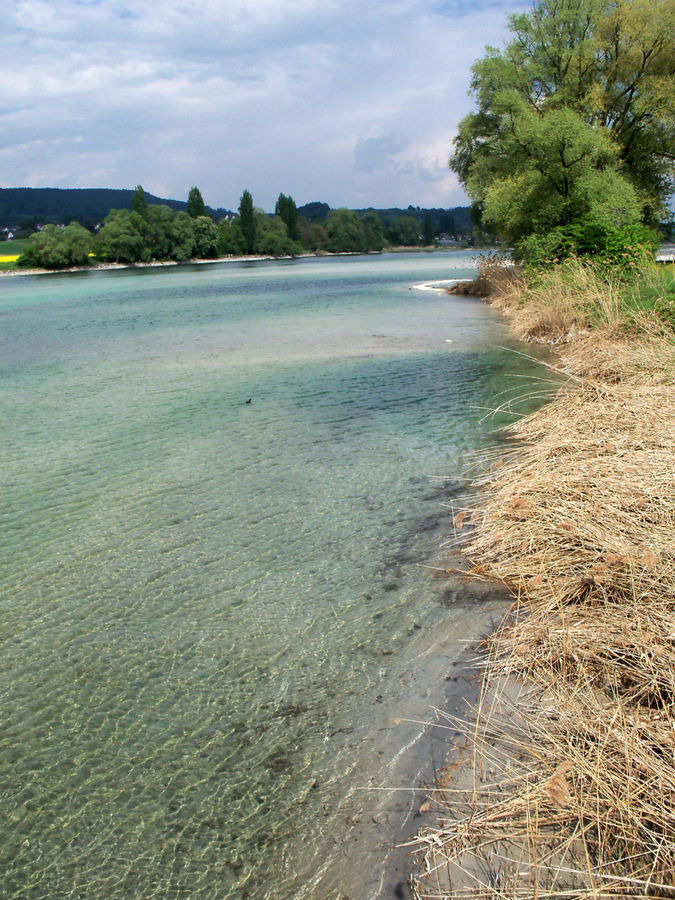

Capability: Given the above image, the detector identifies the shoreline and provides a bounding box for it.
[312,593,512,900]
[0,246,481,279]
[0,254,278,278]
[409,265,675,895]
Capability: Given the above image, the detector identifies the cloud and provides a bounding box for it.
[354,131,407,173]
[1,0,526,208]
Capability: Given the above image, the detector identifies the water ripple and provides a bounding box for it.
[0,254,554,898]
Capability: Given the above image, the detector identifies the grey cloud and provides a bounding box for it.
[354,133,406,172]
[2,0,521,209]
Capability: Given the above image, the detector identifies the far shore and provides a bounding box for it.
[0,254,278,278]
[0,246,477,279]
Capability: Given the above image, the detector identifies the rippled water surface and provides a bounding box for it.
[1,254,551,898]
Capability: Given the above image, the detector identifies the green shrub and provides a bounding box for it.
[16,223,93,269]
[515,230,575,266]
[516,218,660,270]
[16,246,39,268]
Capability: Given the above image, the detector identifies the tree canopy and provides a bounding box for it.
[14,189,475,269]
[144,204,174,259]
[21,222,93,268]
[386,215,420,246]
[326,208,364,252]
[238,190,256,254]
[97,210,146,263]
[275,193,299,242]
[131,185,148,220]
[254,213,302,256]
[187,186,206,219]
[192,215,219,258]
[360,211,385,251]
[451,0,675,247]
[422,212,435,245]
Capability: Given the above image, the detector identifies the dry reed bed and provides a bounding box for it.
[411,269,675,898]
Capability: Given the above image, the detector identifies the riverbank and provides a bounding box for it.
[0,246,474,278]
[410,261,675,895]
[0,255,280,277]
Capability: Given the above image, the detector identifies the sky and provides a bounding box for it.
[2,0,528,212]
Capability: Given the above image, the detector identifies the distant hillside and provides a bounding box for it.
[297,201,332,221]
[0,188,474,238]
[355,205,474,234]
[0,188,231,227]
[298,201,473,235]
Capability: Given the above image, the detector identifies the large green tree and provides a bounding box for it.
[23,222,93,268]
[275,193,300,242]
[238,190,256,253]
[187,186,206,219]
[62,222,94,265]
[451,0,675,243]
[170,212,196,261]
[144,204,174,259]
[326,208,364,252]
[360,211,384,251]
[217,218,245,255]
[386,215,420,246]
[131,184,148,220]
[422,212,435,246]
[192,215,219,258]
[254,213,301,256]
[97,210,145,263]
[298,217,329,252]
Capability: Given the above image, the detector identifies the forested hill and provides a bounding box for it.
[298,202,473,234]
[1,188,472,236]
[0,188,231,226]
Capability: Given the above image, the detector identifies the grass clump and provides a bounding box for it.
[624,266,675,331]
[484,256,675,341]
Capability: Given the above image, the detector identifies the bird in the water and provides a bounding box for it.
[245,398,252,404]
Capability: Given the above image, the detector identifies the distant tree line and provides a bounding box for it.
[17,185,478,270]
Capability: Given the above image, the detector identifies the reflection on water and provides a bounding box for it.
[0,254,552,898]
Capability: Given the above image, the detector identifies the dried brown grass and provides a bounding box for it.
[483,256,674,348]
[411,262,675,898]
[488,258,604,341]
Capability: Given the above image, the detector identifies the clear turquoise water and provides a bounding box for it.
[0,253,551,898]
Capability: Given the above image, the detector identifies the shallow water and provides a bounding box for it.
[0,253,552,898]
